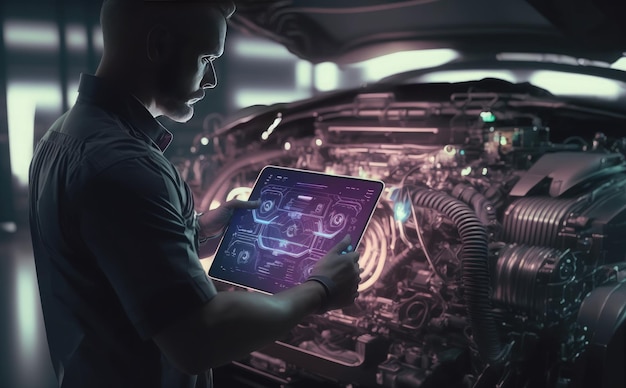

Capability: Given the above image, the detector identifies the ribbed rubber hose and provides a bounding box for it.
[411,188,504,365]
[452,183,497,228]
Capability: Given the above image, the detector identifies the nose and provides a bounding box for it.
[201,61,217,89]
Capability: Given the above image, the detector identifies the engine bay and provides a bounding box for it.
[178,79,626,388]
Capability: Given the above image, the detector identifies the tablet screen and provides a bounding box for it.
[207,165,385,294]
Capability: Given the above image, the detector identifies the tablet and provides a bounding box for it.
[207,165,385,294]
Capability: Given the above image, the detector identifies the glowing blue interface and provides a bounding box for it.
[209,166,384,294]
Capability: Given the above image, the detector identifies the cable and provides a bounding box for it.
[406,187,446,280]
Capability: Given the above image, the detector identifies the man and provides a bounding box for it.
[28,1,362,387]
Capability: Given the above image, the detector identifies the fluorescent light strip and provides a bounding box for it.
[230,37,297,60]
[233,89,311,109]
[4,20,59,50]
[529,71,621,98]
[328,126,439,133]
[355,49,459,82]
[420,70,517,83]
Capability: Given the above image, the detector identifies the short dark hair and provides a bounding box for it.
[142,0,236,19]
[100,0,235,52]
[102,0,236,16]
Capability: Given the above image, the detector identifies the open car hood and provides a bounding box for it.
[230,0,626,65]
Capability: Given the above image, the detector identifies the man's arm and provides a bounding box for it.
[79,160,360,374]
[154,236,360,375]
[153,280,325,374]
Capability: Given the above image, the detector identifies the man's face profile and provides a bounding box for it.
[151,5,228,123]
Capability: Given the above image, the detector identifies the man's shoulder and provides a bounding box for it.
[60,102,156,172]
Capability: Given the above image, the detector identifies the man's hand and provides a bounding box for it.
[307,235,361,312]
[198,199,260,239]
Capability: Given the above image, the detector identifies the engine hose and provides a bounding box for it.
[199,149,288,211]
[377,246,420,287]
[411,188,504,365]
[451,183,497,229]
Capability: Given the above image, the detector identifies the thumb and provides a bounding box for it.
[331,234,352,253]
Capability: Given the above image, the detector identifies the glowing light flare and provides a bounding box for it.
[461,167,472,176]
[355,49,459,82]
[529,71,621,99]
[284,142,291,150]
[394,200,411,223]
[200,137,209,145]
[315,138,323,147]
[262,114,282,141]
[500,136,508,146]
[480,111,496,123]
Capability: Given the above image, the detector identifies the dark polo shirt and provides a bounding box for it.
[29,74,217,388]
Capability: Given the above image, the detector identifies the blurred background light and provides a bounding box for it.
[93,26,104,52]
[4,21,59,51]
[230,36,296,60]
[65,24,87,51]
[296,60,313,90]
[611,56,626,71]
[7,82,62,187]
[420,70,517,83]
[314,62,340,91]
[529,71,622,98]
[233,89,310,109]
[354,49,459,82]
[67,82,80,108]
[15,259,39,364]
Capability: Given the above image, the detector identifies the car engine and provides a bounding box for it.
[176,79,626,388]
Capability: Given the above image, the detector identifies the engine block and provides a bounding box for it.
[182,87,626,388]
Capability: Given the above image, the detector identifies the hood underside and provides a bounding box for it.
[230,0,626,65]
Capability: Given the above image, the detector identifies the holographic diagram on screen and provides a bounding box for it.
[209,166,384,294]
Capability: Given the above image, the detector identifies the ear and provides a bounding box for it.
[146,25,173,62]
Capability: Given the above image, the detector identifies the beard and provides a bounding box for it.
[154,60,199,123]
[158,95,195,123]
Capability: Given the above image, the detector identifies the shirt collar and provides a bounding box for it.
[76,73,173,152]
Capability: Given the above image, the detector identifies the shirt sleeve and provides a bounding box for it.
[79,155,217,339]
